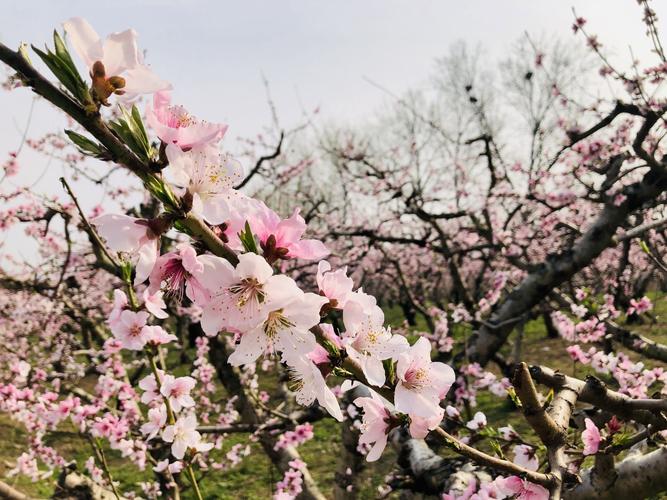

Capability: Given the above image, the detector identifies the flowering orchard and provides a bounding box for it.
[3,3,667,499]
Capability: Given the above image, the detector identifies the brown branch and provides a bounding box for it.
[0,480,31,500]
[512,363,582,498]
[531,365,667,428]
[235,131,284,189]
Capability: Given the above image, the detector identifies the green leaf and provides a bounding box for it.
[489,439,505,459]
[479,425,499,438]
[18,43,32,66]
[141,174,179,209]
[131,105,150,146]
[238,221,259,254]
[507,387,522,408]
[120,261,133,284]
[611,430,634,447]
[108,106,153,163]
[332,367,354,378]
[32,39,91,106]
[544,387,554,406]
[64,129,109,159]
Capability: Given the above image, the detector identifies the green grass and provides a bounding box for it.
[4,294,667,498]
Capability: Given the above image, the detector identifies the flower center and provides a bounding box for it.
[129,324,143,338]
[167,106,194,128]
[403,367,429,390]
[230,278,266,309]
[162,258,190,300]
[263,310,294,339]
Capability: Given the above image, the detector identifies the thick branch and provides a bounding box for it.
[565,447,667,500]
[531,365,667,428]
[468,148,667,366]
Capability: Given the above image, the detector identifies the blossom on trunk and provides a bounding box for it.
[394,337,455,419]
[92,213,159,285]
[147,91,228,149]
[342,294,408,387]
[165,144,243,225]
[582,418,601,455]
[161,414,212,459]
[63,17,171,104]
[227,276,328,366]
[354,393,391,461]
[148,244,211,305]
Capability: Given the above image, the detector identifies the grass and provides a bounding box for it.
[3,295,667,498]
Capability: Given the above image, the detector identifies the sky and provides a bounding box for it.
[0,0,665,263]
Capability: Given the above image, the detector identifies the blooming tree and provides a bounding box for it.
[2,3,667,500]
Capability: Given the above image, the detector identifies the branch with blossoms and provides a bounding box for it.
[4,5,667,500]
[0,19,556,499]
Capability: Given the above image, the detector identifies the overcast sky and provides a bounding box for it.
[0,0,665,262]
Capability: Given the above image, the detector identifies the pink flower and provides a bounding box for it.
[146,91,228,149]
[472,480,506,500]
[160,375,196,412]
[316,261,354,308]
[582,418,601,455]
[142,289,168,319]
[466,411,487,431]
[342,293,408,387]
[395,337,454,419]
[283,354,343,421]
[628,296,653,316]
[498,425,519,441]
[197,252,288,336]
[249,202,329,261]
[567,345,590,363]
[165,144,244,225]
[228,276,327,367]
[445,405,461,419]
[496,476,548,500]
[107,290,128,328]
[140,404,167,440]
[143,325,177,347]
[63,17,171,103]
[148,244,211,305]
[92,213,159,285]
[111,310,151,350]
[153,459,183,474]
[408,413,441,439]
[513,444,538,471]
[354,393,390,461]
[139,371,163,404]
[162,414,212,460]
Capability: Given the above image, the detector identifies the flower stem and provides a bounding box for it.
[186,464,204,500]
[89,436,122,500]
